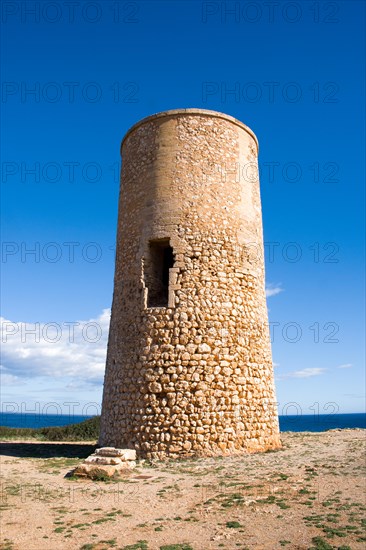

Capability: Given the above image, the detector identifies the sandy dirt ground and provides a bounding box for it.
[0,429,365,550]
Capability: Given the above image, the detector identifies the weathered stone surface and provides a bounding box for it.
[84,456,122,465]
[73,459,137,479]
[74,464,119,478]
[99,109,281,459]
[95,447,137,460]
[94,447,120,456]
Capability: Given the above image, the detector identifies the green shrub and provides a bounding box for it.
[0,416,100,441]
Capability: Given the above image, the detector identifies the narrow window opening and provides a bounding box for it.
[146,239,174,308]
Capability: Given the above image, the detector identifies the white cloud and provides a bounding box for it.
[0,369,26,386]
[265,283,284,297]
[337,363,352,369]
[0,309,111,387]
[277,367,327,380]
[291,368,327,378]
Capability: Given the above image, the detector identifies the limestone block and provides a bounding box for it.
[85,455,122,465]
[95,447,137,461]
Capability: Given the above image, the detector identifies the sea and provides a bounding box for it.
[0,412,365,432]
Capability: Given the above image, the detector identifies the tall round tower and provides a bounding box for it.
[100,109,281,458]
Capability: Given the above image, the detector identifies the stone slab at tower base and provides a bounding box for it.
[73,448,137,478]
[100,109,281,459]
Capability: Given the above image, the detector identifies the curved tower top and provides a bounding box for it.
[121,108,259,151]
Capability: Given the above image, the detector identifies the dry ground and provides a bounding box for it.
[0,430,365,550]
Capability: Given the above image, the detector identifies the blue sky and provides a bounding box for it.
[1,0,365,418]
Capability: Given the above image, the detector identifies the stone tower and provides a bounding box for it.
[100,109,281,458]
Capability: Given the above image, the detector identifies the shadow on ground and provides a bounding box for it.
[0,441,96,459]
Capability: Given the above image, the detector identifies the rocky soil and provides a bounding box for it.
[1,430,365,550]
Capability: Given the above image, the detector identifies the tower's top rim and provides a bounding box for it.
[121,108,259,151]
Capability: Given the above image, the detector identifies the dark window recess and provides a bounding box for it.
[147,240,174,307]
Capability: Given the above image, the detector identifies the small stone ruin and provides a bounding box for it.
[73,447,137,478]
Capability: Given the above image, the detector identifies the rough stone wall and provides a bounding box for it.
[100,109,281,459]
